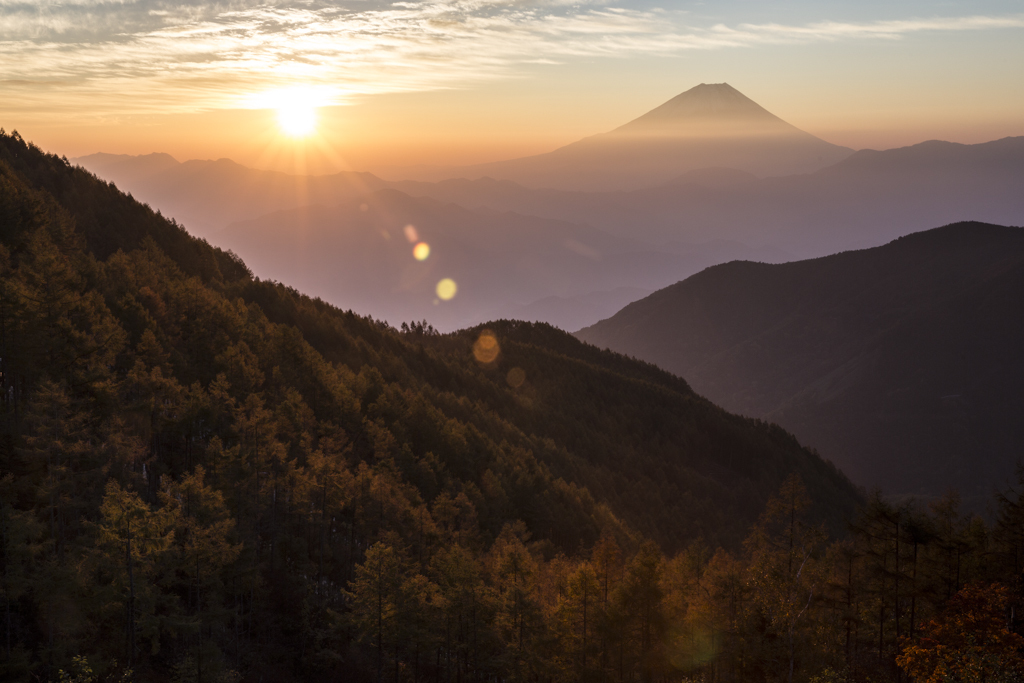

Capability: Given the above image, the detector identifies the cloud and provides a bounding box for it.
[708,15,1024,46]
[1,3,1023,117]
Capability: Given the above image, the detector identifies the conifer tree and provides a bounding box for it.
[348,541,403,683]
[160,466,241,682]
[95,480,174,666]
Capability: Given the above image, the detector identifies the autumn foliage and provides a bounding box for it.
[897,583,1024,683]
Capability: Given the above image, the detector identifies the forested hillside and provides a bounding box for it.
[3,129,1024,683]
[577,222,1024,505]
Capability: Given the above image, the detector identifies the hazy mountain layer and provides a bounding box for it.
[73,134,1024,333]
[391,137,1024,257]
[78,136,1024,264]
[215,189,770,331]
[73,152,386,239]
[577,222,1024,505]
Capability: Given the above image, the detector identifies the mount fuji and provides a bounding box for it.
[386,83,854,190]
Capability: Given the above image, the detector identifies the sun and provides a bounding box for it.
[278,102,317,137]
[248,86,325,138]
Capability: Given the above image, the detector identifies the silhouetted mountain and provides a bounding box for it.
[389,84,852,189]
[577,222,1024,506]
[507,286,653,333]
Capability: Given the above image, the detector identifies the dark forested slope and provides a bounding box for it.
[0,130,858,682]
[577,222,1024,504]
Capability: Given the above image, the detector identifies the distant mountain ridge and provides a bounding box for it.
[576,222,1024,506]
[72,152,386,239]
[72,129,1024,263]
[389,136,1024,256]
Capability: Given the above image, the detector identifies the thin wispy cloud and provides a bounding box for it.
[2,2,1023,118]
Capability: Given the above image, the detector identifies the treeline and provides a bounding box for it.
[337,476,1024,683]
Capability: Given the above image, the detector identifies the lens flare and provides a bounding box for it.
[404,224,419,242]
[436,278,457,301]
[413,242,431,261]
[506,367,526,388]
[473,330,500,364]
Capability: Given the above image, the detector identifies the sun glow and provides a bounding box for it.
[248,86,329,138]
[278,103,317,137]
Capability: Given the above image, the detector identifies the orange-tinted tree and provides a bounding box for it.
[897,583,1024,683]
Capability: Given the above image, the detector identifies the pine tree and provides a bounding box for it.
[348,541,403,683]
[745,474,826,683]
[95,479,174,667]
[160,466,242,682]
[613,541,664,683]
[555,561,601,680]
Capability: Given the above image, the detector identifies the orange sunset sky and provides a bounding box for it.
[2,1,1023,175]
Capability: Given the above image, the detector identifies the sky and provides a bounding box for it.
[2,0,1023,173]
